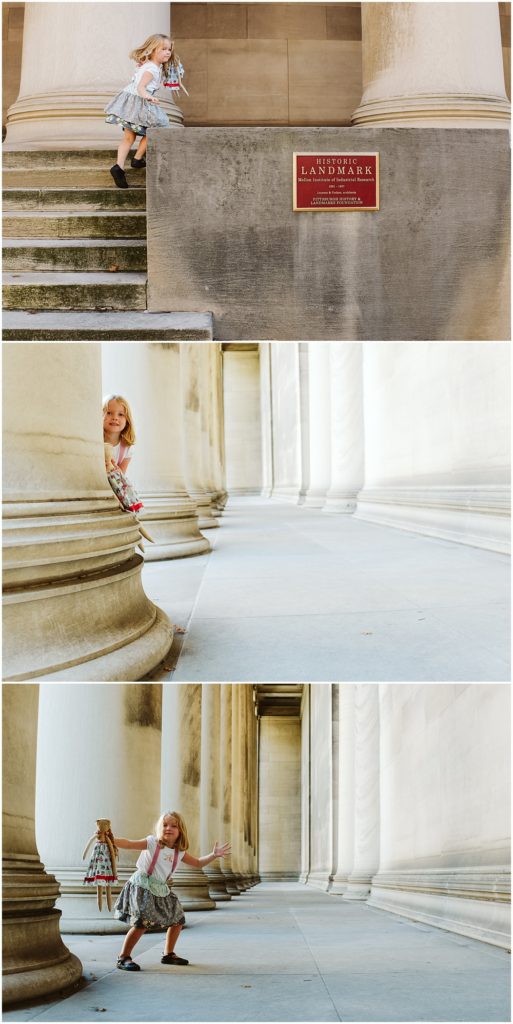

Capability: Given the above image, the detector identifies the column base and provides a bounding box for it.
[205,867,232,901]
[354,485,510,553]
[191,494,220,529]
[323,492,359,514]
[352,93,511,129]
[3,498,174,680]
[172,869,216,910]
[343,877,373,901]
[305,870,331,891]
[2,856,83,1008]
[368,868,511,948]
[4,91,184,149]
[139,496,211,561]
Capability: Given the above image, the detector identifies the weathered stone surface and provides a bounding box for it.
[2,310,214,340]
[146,127,510,340]
[3,272,147,310]
[3,239,147,273]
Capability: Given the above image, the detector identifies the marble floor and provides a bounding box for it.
[6,883,510,1022]
[141,498,510,682]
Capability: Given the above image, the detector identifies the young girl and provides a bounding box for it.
[103,394,145,514]
[103,393,136,472]
[105,34,185,189]
[112,811,230,971]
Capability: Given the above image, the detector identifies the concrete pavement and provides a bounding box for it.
[141,499,510,682]
[5,883,510,1022]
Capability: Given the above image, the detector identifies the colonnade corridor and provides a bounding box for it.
[4,883,509,1023]
[141,498,510,682]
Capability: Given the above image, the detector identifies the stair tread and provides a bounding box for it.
[3,187,146,193]
[3,239,146,248]
[3,310,214,338]
[3,211,146,218]
[4,272,147,284]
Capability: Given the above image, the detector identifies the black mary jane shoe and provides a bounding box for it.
[117,956,140,972]
[161,952,189,966]
[131,157,146,169]
[110,164,129,189]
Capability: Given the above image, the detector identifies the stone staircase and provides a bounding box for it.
[3,150,213,339]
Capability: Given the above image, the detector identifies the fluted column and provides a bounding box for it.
[344,684,380,900]
[330,684,356,894]
[35,684,162,932]
[200,685,230,900]
[182,346,219,529]
[5,2,183,149]
[353,2,510,128]
[161,684,215,909]
[3,343,172,681]
[3,685,82,1006]
[102,344,211,561]
[219,685,240,895]
[302,344,331,509]
[200,346,222,518]
[324,345,364,514]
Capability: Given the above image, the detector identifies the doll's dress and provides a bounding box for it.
[105,61,170,136]
[83,842,117,885]
[106,466,143,513]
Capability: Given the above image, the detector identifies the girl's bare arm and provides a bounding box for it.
[112,837,148,850]
[182,841,231,868]
[118,458,131,473]
[137,70,158,102]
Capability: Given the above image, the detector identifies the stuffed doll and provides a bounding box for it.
[83,818,118,911]
[104,442,143,513]
[104,443,155,546]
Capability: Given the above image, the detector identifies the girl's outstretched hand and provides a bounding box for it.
[213,840,231,859]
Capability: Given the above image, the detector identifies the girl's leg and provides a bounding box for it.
[116,128,136,169]
[164,924,182,955]
[133,135,147,161]
[120,925,146,959]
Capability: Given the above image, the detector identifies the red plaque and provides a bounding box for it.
[293,152,379,212]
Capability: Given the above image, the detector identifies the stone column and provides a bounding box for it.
[2,685,82,1007]
[182,345,219,529]
[330,684,356,894]
[160,684,215,910]
[259,344,274,497]
[200,685,230,900]
[219,685,240,895]
[353,2,510,128]
[5,2,183,149]
[35,684,162,932]
[299,686,311,883]
[102,344,211,561]
[201,346,222,516]
[3,343,172,682]
[210,346,228,510]
[302,344,331,509]
[324,345,364,514]
[231,686,250,889]
[344,684,380,900]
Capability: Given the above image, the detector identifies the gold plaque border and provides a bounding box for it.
[293,152,380,212]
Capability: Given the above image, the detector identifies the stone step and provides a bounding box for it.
[3,239,147,272]
[3,169,146,189]
[3,211,147,239]
[3,311,214,340]
[3,149,130,167]
[3,272,147,311]
[3,188,146,212]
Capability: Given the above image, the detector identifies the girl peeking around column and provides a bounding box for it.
[105,33,187,189]
[112,811,231,971]
[102,394,144,515]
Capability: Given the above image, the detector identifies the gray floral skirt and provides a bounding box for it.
[105,90,169,137]
[114,878,186,930]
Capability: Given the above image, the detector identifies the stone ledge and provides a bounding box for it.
[2,310,214,340]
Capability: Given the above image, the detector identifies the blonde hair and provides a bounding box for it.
[130,34,179,78]
[102,394,136,447]
[154,811,189,851]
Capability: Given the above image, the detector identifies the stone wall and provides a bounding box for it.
[223,347,262,493]
[146,127,510,340]
[172,2,362,127]
[258,716,301,879]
